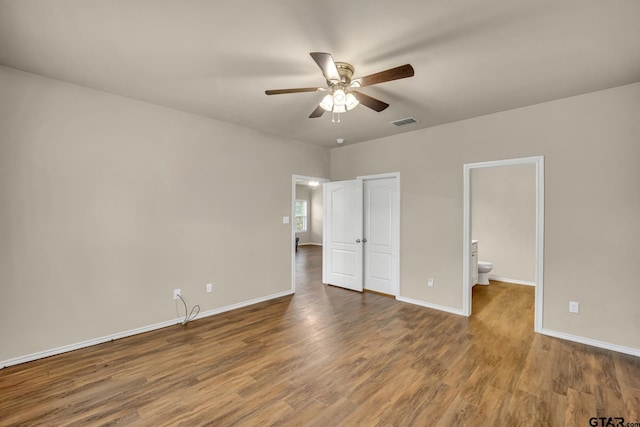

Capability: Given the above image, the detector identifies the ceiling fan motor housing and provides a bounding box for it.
[333,62,354,85]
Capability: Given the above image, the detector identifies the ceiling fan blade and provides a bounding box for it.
[352,91,389,112]
[265,87,321,95]
[310,52,341,83]
[353,64,414,88]
[309,105,325,118]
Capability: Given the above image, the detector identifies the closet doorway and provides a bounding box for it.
[322,173,400,297]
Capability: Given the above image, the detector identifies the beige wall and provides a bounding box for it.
[2,63,639,362]
[472,164,536,283]
[331,83,640,350]
[0,67,329,362]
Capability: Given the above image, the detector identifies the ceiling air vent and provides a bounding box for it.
[390,117,418,127]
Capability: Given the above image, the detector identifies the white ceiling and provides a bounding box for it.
[1,0,639,148]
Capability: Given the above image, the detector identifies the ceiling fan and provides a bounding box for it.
[265,52,414,122]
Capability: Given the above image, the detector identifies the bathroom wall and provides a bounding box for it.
[472,164,536,284]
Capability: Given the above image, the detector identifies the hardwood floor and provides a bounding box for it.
[2,245,639,426]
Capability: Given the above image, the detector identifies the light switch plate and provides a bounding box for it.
[283,216,290,224]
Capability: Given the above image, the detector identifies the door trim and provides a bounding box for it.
[358,172,401,298]
[462,156,544,333]
[291,175,330,293]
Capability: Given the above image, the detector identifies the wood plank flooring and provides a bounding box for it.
[1,245,639,426]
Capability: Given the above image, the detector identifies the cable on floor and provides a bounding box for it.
[176,294,200,325]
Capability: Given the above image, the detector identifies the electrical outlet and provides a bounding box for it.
[206,283,213,293]
[569,301,579,313]
[428,278,434,287]
[173,289,181,300]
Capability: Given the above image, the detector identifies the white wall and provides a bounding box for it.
[331,83,640,351]
[0,66,329,363]
[472,164,535,284]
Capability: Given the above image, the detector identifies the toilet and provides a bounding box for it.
[477,261,493,285]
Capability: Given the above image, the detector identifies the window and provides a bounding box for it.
[295,199,307,232]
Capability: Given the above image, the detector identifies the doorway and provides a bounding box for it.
[291,175,329,293]
[462,156,544,332]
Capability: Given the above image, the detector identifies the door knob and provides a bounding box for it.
[363,238,367,243]
[356,239,361,243]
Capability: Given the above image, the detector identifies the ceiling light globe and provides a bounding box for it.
[333,89,346,106]
[345,93,359,110]
[319,94,334,111]
[333,104,346,113]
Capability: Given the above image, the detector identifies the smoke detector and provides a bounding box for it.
[336,138,345,144]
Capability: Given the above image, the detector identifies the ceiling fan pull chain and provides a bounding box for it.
[332,111,341,124]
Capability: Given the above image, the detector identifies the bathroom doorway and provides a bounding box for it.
[462,156,544,332]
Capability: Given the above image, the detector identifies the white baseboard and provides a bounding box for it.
[396,296,465,316]
[299,242,322,246]
[488,275,535,286]
[541,328,640,357]
[1,290,294,369]
[195,290,292,320]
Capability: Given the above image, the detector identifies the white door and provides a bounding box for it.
[322,179,363,291]
[363,178,397,295]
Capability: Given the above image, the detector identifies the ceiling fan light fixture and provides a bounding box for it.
[333,89,346,106]
[345,92,359,110]
[333,104,346,113]
[319,94,334,111]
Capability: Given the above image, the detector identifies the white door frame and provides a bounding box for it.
[291,175,330,293]
[462,156,544,332]
[358,172,401,297]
